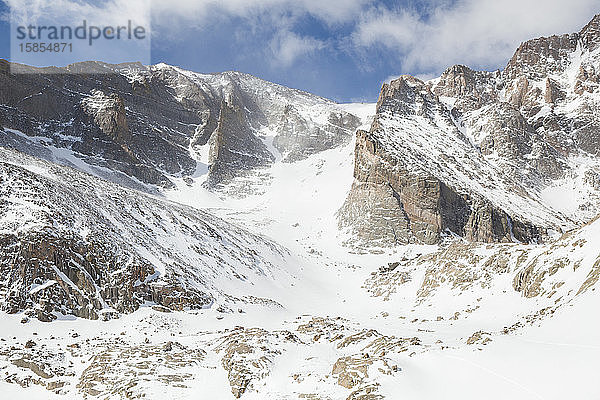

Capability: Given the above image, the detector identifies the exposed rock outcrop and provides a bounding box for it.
[215,328,300,398]
[504,33,578,81]
[273,105,360,162]
[0,148,291,321]
[207,97,275,187]
[81,90,131,146]
[339,15,600,248]
[432,65,500,111]
[0,231,213,321]
[339,76,546,246]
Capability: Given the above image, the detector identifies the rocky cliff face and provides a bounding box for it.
[0,61,199,188]
[339,15,600,248]
[206,96,275,187]
[0,61,362,190]
[0,231,193,322]
[273,104,361,162]
[0,147,292,321]
[364,213,600,326]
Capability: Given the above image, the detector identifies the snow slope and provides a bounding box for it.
[0,146,300,320]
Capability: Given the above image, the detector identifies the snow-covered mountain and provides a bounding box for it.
[0,14,599,400]
[339,14,600,248]
[0,60,362,189]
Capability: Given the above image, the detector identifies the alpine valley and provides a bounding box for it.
[0,14,599,400]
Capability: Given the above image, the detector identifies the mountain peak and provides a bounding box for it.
[433,64,499,103]
[580,14,600,51]
[376,75,431,115]
[505,14,600,80]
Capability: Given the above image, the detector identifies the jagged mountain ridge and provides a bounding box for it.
[0,60,362,189]
[339,14,600,247]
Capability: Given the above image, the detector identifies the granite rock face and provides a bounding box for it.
[0,148,291,321]
[273,105,361,162]
[432,64,501,112]
[0,61,362,189]
[0,231,211,321]
[338,122,541,246]
[206,96,275,187]
[0,61,199,188]
[339,15,600,247]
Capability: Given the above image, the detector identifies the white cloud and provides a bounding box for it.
[150,0,599,73]
[5,0,599,73]
[5,0,152,66]
[353,8,419,50]
[150,0,371,26]
[6,0,151,26]
[352,0,600,75]
[149,0,366,67]
[269,30,325,67]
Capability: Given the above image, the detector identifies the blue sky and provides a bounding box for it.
[1,0,599,102]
